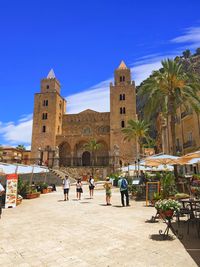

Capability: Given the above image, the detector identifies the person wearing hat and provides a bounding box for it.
[0,180,5,219]
[63,175,70,201]
[103,177,112,206]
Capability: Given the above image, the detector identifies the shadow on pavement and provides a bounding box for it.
[172,221,200,266]
[149,234,175,241]
[112,205,123,208]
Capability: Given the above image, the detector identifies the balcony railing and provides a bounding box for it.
[59,156,111,167]
[181,110,193,119]
[183,140,196,149]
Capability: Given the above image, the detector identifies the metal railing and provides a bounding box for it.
[183,140,196,149]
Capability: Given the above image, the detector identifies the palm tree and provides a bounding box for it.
[122,119,150,158]
[182,49,191,59]
[16,145,26,151]
[195,48,200,56]
[139,59,200,155]
[84,139,102,166]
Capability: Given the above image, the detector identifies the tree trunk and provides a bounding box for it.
[168,96,178,180]
[168,96,176,155]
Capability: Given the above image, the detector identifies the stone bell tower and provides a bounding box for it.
[31,69,66,164]
[110,61,137,164]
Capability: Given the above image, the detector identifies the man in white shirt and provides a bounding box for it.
[0,181,5,218]
[63,175,70,201]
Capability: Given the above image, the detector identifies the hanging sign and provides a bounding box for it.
[5,173,18,208]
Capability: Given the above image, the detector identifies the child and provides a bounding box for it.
[76,178,83,200]
[103,177,112,206]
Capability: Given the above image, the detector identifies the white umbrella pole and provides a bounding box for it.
[30,166,34,186]
[15,165,19,174]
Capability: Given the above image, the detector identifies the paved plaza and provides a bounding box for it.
[0,186,198,267]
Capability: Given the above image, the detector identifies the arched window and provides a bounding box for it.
[123,107,126,114]
[119,94,122,101]
[123,94,125,100]
[42,125,46,133]
[43,99,49,106]
[46,85,49,89]
[120,76,125,82]
[121,121,125,128]
[42,113,48,120]
[83,127,91,135]
[120,107,122,114]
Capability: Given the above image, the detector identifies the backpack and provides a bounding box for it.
[121,179,127,189]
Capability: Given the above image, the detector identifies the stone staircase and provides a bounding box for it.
[50,168,76,183]
[51,166,112,182]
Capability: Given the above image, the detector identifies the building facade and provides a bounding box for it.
[156,108,200,155]
[0,146,31,165]
[31,61,137,168]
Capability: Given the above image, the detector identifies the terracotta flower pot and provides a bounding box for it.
[42,189,48,194]
[25,193,40,199]
[161,210,174,219]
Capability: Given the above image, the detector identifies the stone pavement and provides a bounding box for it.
[0,186,197,267]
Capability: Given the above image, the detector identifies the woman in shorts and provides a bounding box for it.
[103,177,112,206]
[88,175,95,199]
[76,178,83,200]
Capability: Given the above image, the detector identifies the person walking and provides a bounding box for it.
[118,177,130,207]
[0,181,5,219]
[76,178,83,200]
[63,175,70,201]
[103,177,112,206]
[88,175,95,199]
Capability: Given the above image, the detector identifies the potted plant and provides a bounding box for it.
[25,188,40,199]
[128,185,137,199]
[40,182,48,194]
[160,172,177,199]
[150,192,161,206]
[155,199,181,219]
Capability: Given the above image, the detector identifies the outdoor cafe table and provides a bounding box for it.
[179,198,200,219]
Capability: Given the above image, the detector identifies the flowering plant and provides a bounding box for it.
[155,199,181,212]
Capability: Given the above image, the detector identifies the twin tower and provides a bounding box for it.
[31,61,137,167]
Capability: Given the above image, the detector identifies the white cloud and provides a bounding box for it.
[0,115,33,145]
[171,26,200,48]
[66,80,111,114]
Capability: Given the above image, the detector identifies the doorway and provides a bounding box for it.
[82,151,91,166]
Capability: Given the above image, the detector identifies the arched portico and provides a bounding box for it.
[58,142,71,166]
[82,151,91,166]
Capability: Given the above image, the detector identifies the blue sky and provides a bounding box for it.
[0,0,200,148]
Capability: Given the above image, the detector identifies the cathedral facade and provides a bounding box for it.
[31,61,137,168]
